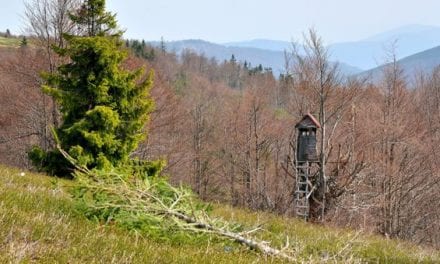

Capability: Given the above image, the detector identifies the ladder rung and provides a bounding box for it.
[295,166,311,220]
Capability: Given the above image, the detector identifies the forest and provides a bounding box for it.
[0,0,439,252]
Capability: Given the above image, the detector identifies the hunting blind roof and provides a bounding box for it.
[295,113,321,129]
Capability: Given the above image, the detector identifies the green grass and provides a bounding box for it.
[0,36,20,47]
[1,165,439,263]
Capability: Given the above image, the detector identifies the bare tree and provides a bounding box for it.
[0,49,52,167]
[288,29,366,221]
[186,76,218,198]
[24,0,81,128]
[24,0,80,71]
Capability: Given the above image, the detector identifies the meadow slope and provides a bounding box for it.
[0,165,439,263]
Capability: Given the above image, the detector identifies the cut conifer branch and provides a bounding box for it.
[55,143,296,261]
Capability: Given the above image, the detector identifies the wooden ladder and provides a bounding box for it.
[295,162,311,220]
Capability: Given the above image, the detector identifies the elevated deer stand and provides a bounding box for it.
[294,113,320,220]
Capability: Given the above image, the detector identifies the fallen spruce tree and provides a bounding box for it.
[58,146,296,262]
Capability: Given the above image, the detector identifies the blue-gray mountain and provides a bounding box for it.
[359,45,440,84]
[331,24,440,70]
[224,25,440,71]
[150,39,362,77]
[149,25,440,79]
[223,39,293,52]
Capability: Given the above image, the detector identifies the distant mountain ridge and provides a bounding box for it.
[148,25,440,79]
[150,39,289,75]
[330,24,440,70]
[149,39,363,77]
[364,24,440,42]
[359,45,440,84]
[222,25,440,71]
[223,39,292,52]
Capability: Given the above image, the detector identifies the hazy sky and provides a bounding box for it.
[2,0,440,43]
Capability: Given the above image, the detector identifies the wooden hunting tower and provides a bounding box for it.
[295,114,320,162]
[294,113,320,220]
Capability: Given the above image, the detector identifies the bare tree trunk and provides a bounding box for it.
[319,92,326,220]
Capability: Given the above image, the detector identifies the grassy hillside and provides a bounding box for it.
[0,36,20,47]
[0,165,439,263]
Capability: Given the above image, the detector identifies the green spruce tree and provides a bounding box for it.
[70,0,118,37]
[20,36,28,47]
[29,0,160,176]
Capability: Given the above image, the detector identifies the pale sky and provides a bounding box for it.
[2,0,440,43]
